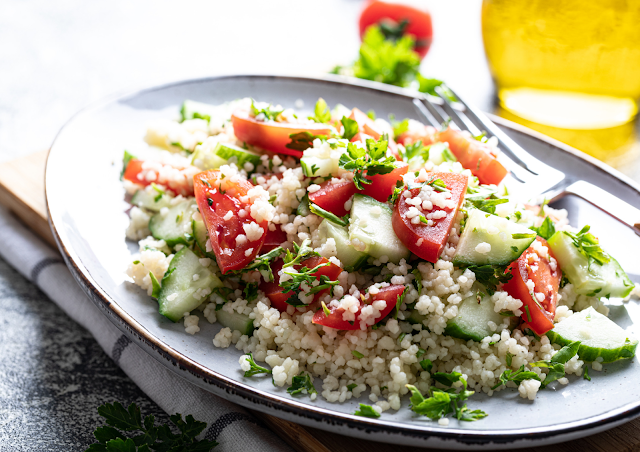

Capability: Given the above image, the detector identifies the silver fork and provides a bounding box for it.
[411,87,640,236]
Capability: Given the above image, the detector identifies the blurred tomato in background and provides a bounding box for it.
[359,0,433,59]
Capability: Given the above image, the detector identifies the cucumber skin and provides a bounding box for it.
[547,330,638,363]
[216,309,255,336]
[547,231,633,298]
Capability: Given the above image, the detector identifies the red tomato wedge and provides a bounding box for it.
[503,237,561,336]
[312,284,405,330]
[193,170,267,274]
[308,178,358,217]
[359,162,408,203]
[438,127,508,186]
[258,256,342,312]
[392,172,468,263]
[396,125,438,147]
[123,159,196,197]
[231,109,332,157]
[359,1,433,59]
[349,108,383,139]
[261,225,288,253]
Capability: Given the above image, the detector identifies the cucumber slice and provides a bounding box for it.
[406,309,427,325]
[216,309,255,336]
[453,208,536,267]
[348,194,410,264]
[301,156,338,178]
[547,231,633,298]
[212,142,261,170]
[180,99,217,122]
[131,187,174,212]
[192,219,216,259]
[318,219,368,271]
[158,247,223,322]
[547,307,638,362]
[149,199,196,247]
[444,291,514,341]
[191,144,227,170]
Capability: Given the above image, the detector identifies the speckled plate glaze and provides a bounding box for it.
[46,75,640,450]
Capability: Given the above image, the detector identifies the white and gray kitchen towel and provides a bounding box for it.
[0,206,294,452]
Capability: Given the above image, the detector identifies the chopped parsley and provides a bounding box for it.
[86,402,217,452]
[352,350,364,359]
[120,150,136,180]
[403,139,430,162]
[242,353,272,377]
[250,99,282,121]
[354,403,380,418]
[286,131,328,152]
[231,246,284,282]
[309,98,332,123]
[280,240,339,299]
[309,201,349,227]
[419,359,433,372]
[338,138,396,190]
[340,116,359,140]
[287,372,317,396]
[534,216,556,240]
[243,283,258,302]
[512,232,536,240]
[149,272,161,299]
[465,264,512,295]
[390,116,409,138]
[347,383,358,391]
[563,225,610,267]
[406,372,487,422]
[491,365,541,390]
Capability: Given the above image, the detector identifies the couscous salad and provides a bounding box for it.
[122,97,639,424]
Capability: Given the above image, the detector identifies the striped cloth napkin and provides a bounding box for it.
[0,206,293,452]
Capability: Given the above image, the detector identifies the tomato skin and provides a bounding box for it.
[259,257,342,312]
[359,1,433,59]
[396,125,438,147]
[261,225,287,253]
[438,127,508,186]
[231,110,332,157]
[124,159,195,197]
[312,284,405,330]
[193,170,267,274]
[392,172,468,263]
[308,178,358,217]
[359,162,408,203]
[349,108,382,139]
[503,237,560,336]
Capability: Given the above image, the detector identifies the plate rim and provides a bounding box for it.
[45,73,640,447]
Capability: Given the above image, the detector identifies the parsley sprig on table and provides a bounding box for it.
[86,402,217,452]
[339,137,396,190]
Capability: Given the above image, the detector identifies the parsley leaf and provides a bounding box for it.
[354,403,381,418]
[563,226,610,267]
[338,138,396,190]
[391,117,409,138]
[309,202,349,227]
[309,98,332,123]
[341,116,359,140]
[250,99,282,121]
[243,282,258,302]
[287,372,317,396]
[286,131,328,152]
[149,272,161,299]
[242,353,272,377]
[121,151,136,180]
[465,265,512,295]
[466,197,508,215]
[352,350,364,359]
[231,247,283,282]
[492,365,541,390]
[403,140,430,162]
[534,216,556,240]
[87,402,217,452]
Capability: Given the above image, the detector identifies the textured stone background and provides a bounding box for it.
[0,0,486,450]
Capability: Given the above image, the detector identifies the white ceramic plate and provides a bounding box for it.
[46,75,640,450]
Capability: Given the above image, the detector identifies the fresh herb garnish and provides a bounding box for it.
[309,202,349,227]
[465,264,512,295]
[86,402,217,452]
[403,140,429,162]
[467,197,508,215]
[563,225,610,267]
[309,98,332,124]
[534,216,556,240]
[287,372,317,396]
[149,272,161,299]
[491,365,541,390]
[391,117,409,138]
[121,150,136,180]
[340,116,359,140]
[406,372,487,422]
[512,233,536,240]
[286,131,328,152]
[583,366,591,381]
[352,350,364,359]
[243,282,258,302]
[419,359,433,372]
[242,353,272,377]
[412,268,423,293]
[232,247,284,282]
[354,403,380,418]
[347,383,358,391]
[250,99,283,121]
[338,138,396,190]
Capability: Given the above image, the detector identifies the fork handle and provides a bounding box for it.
[554,181,640,235]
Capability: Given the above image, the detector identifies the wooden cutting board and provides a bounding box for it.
[1,150,639,452]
